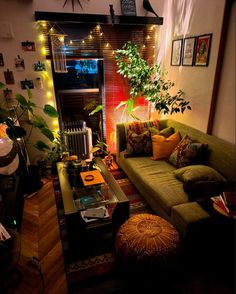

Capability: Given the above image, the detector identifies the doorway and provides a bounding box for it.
[52,58,105,145]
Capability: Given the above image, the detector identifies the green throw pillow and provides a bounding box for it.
[173,165,226,183]
[159,127,174,138]
[149,126,174,137]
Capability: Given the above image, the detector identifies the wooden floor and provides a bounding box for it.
[14,179,68,294]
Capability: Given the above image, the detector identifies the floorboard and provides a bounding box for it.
[14,179,68,294]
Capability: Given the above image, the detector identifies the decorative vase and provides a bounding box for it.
[105,153,113,168]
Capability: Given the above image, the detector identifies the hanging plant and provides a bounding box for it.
[115,41,191,115]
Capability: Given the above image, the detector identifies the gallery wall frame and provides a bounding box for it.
[170,38,183,66]
[194,33,212,66]
[182,37,196,66]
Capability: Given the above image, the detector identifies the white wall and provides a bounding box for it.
[212,1,235,144]
[0,0,234,164]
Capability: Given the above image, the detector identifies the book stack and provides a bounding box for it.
[211,192,235,217]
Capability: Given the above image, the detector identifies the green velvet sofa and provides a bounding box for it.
[116,119,236,237]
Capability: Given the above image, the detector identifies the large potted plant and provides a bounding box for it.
[0,81,60,189]
[114,41,191,116]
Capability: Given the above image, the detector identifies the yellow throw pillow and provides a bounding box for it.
[152,132,180,160]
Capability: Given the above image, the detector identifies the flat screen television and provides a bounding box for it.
[54,59,100,90]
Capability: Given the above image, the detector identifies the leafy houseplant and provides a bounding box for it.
[84,102,109,156]
[115,41,191,115]
[0,82,60,165]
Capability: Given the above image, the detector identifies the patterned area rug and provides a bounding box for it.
[53,168,153,292]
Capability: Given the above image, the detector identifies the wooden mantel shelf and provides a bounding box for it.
[35,11,163,25]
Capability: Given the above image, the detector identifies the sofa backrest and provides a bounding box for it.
[116,119,236,180]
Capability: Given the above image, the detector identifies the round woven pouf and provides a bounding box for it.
[115,213,180,277]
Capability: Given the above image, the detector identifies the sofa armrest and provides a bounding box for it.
[116,123,127,158]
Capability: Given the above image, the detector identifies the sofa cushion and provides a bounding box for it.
[125,129,152,157]
[152,132,180,160]
[149,126,174,138]
[125,120,160,135]
[173,165,226,183]
[169,135,208,168]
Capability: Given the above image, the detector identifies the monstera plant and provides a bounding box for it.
[0,82,59,164]
[115,41,191,116]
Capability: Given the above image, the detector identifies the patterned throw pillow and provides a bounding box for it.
[125,120,160,135]
[125,129,152,157]
[152,132,180,160]
[169,135,208,168]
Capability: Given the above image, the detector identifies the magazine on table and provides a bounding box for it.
[80,206,110,223]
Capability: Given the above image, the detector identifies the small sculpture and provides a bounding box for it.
[143,0,159,17]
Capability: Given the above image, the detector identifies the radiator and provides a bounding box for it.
[64,127,92,160]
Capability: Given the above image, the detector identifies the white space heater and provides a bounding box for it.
[64,127,92,159]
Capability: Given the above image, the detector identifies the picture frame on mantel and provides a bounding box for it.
[171,39,183,66]
[120,0,137,16]
[194,33,212,66]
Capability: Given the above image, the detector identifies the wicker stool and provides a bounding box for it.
[115,213,180,278]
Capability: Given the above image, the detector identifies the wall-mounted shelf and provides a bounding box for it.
[35,11,163,26]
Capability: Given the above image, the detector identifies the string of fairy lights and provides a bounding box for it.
[37,21,157,59]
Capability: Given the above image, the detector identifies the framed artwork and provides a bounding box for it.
[15,55,25,71]
[4,69,15,84]
[3,88,16,107]
[171,39,183,66]
[194,34,212,66]
[120,0,136,16]
[0,53,4,66]
[21,79,34,90]
[21,41,35,52]
[182,37,196,66]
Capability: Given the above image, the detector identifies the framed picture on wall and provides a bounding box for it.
[171,39,183,66]
[194,34,212,66]
[120,0,137,16]
[182,37,196,66]
[0,53,4,66]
